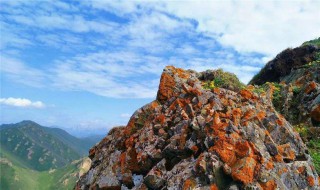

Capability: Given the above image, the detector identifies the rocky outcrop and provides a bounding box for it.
[249,40,320,174]
[75,66,319,190]
[277,63,320,128]
[249,45,319,85]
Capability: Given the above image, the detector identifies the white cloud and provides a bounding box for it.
[159,0,320,56]
[0,97,45,108]
[85,0,319,57]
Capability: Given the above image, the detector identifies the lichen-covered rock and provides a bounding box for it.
[75,66,319,190]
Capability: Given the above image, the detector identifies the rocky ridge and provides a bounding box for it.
[249,39,320,174]
[75,66,319,190]
[249,44,319,85]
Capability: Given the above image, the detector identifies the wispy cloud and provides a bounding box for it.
[0,56,47,87]
[0,97,45,108]
[1,0,319,99]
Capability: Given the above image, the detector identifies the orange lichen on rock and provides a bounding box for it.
[232,108,242,126]
[124,117,136,136]
[243,109,255,120]
[307,176,315,187]
[235,141,252,158]
[125,136,135,148]
[277,143,296,161]
[273,154,283,162]
[179,124,188,149]
[278,167,288,175]
[119,152,127,174]
[240,89,253,100]
[256,111,266,121]
[213,87,220,94]
[305,81,317,94]
[191,145,199,154]
[276,118,285,126]
[265,161,274,170]
[311,104,320,122]
[297,166,306,174]
[210,184,219,190]
[231,157,257,184]
[167,66,190,79]
[155,114,166,124]
[157,72,176,103]
[182,178,197,190]
[213,140,237,165]
[150,100,160,109]
[260,180,277,190]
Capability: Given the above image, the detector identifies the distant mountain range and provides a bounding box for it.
[0,120,104,189]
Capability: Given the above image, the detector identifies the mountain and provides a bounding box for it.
[0,120,82,171]
[0,120,102,190]
[76,65,319,189]
[44,127,103,156]
[0,120,102,171]
[80,135,105,146]
[0,156,91,190]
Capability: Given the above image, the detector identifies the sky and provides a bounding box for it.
[1,0,319,137]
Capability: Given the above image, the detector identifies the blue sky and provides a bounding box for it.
[1,0,319,136]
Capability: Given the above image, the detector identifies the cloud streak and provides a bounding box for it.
[0,97,45,108]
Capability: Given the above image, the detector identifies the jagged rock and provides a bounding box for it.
[75,66,319,190]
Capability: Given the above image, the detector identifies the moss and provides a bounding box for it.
[203,81,215,90]
[292,86,301,95]
[202,69,245,91]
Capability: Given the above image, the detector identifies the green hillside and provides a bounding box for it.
[0,120,98,190]
[0,156,90,190]
[0,120,104,171]
[0,121,81,171]
[44,127,96,156]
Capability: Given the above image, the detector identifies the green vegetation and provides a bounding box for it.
[293,124,320,174]
[0,121,101,171]
[271,82,283,111]
[302,37,320,47]
[202,69,245,91]
[292,86,301,95]
[203,81,215,90]
[0,156,85,190]
[308,139,320,174]
[0,120,100,190]
[0,121,81,171]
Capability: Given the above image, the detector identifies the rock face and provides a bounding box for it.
[75,66,319,190]
[249,45,319,85]
[276,63,320,128]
